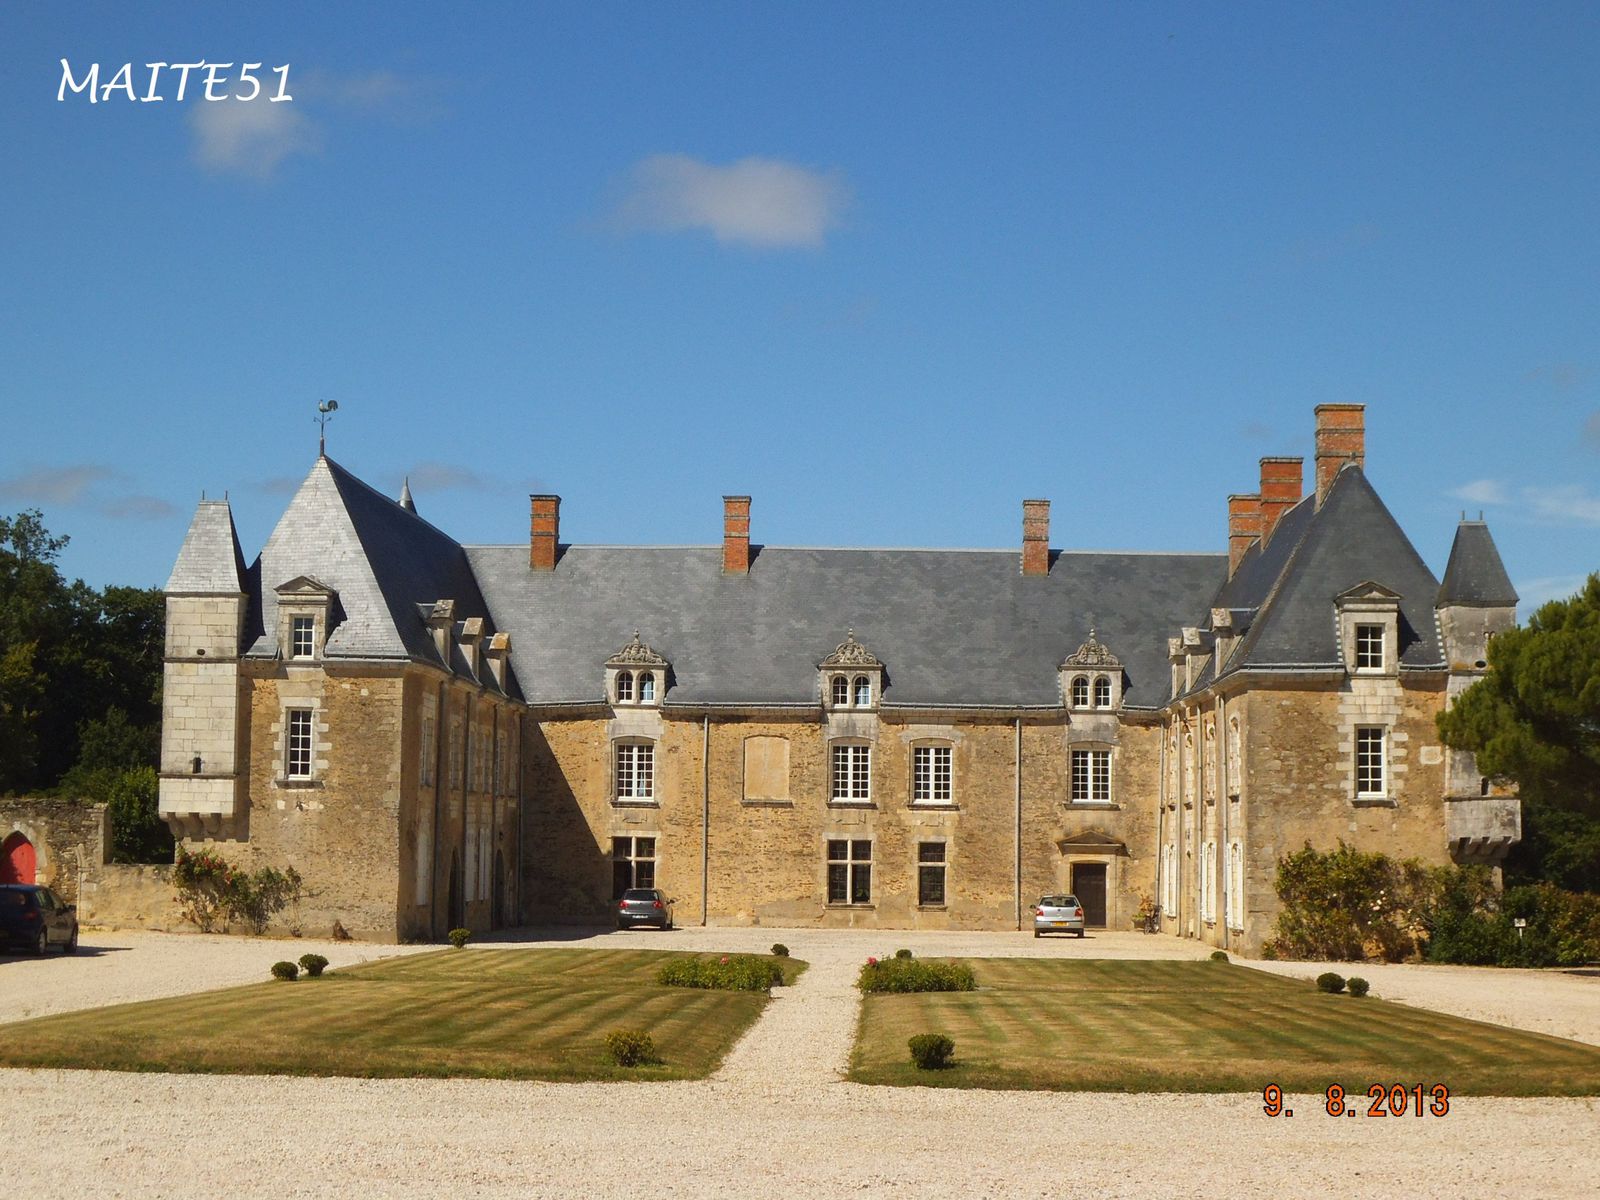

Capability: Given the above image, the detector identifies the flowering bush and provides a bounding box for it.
[172,846,302,935]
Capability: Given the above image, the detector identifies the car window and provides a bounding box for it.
[34,890,54,910]
[622,889,659,901]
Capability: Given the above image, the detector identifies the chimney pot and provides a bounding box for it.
[1314,403,1365,506]
[530,495,560,571]
[1257,457,1303,545]
[1022,499,1050,576]
[723,495,751,575]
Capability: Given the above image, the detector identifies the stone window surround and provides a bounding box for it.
[1355,725,1388,801]
[917,839,948,909]
[273,580,334,664]
[829,740,873,806]
[825,836,873,906]
[612,737,657,807]
[1067,744,1115,807]
[271,697,326,788]
[820,631,883,714]
[1335,586,1401,678]
[910,740,955,807]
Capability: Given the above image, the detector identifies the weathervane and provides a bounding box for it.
[315,399,339,455]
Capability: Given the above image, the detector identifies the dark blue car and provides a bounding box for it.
[0,884,79,955]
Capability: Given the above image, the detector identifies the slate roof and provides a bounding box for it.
[238,458,515,694]
[464,545,1225,710]
[1198,465,1448,687]
[1437,521,1518,608]
[166,500,248,593]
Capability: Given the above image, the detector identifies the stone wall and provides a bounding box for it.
[0,799,106,903]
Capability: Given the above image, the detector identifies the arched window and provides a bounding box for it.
[638,672,656,703]
[831,675,849,706]
[615,671,633,703]
[854,676,872,706]
[1093,676,1111,707]
[1070,676,1089,707]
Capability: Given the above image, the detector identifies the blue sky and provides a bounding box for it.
[2,2,1596,615]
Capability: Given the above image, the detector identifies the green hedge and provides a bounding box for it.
[857,957,975,994]
[656,954,785,992]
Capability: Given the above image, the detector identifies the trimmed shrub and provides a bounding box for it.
[298,953,329,978]
[858,958,975,994]
[908,1033,955,1070]
[770,942,789,958]
[1209,951,1229,962]
[1347,976,1370,997]
[657,954,785,992]
[448,928,471,949]
[1316,972,1346,994]
[894,948,914,959]
[1260,943,1278,960]
[604,1028,657,1067]
[270,960,298,981]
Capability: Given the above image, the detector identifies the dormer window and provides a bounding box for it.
[820,631,883,712]
[1062,630,1123,710]
[1335,582,1402,678]
[290,616,316,659]
[605,631,668,708]
[275,575,335,663]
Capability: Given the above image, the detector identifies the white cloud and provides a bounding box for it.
[613,154,849,249]
[101,495,178,520]
[189,95,321,179]
[0,465,115,504]
[406,462,489,492]
[1449,479,1510,506]
[1515,574,1590,618]
[1524,484,1600,526]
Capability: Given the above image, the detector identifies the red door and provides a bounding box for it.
[1,833,36,884]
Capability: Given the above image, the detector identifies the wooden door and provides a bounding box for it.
[1070,862,1108,928]
[1,833,35,885]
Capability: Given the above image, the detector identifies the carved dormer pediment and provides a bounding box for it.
[822,630,881,669]
[1062,628,1121,669]
[607,631,668,707]
[607,630,668,669]
[1335,580,1402,606]
[821,630,883,711]
[275,575,335,598]
[1061,628,1124,711]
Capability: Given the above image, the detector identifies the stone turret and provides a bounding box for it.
[1436,519,1521,867]
[159,499,250,840]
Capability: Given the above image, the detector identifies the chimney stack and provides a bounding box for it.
[1258,457,1303,545]
[1314,403,1365,506]
[529,495,560,571]
[722,495,751,575]
[1022,499,1050,577]
[1227,494,1262,577]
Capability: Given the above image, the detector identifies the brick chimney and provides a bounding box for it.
[1258,457,1303,545]
[1314,403,1365,506]
[1227,494,1262,577]
[1022,499,1050,577]
[722,495,751,574]
[529,495,560,571]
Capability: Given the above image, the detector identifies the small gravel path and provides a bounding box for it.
[1,926,1594,1198]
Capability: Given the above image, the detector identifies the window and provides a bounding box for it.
[638,672,656,703]
[615,671,633,703]
[1070,748,1111,803]
[1227,840,1244,929]
[1226,717,1241,794]
[615,742,655,802]
[1201,841,1217,922]
[830,744,871,803]
[420,712,436,786]
[826,839,872,904]
[831,675,849,706]
[1093,675,1111,707]
[612,835,655,898]
[913,745,952,804]
[1070,676,1089,707]
[917,842,947,906]
[1355,624,1384,670]
[286,708,313,778]
[853,676,872,707]
[1356,727,1386,797]
[290,615,315,659]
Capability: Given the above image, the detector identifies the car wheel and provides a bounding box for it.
[1076,930,1086,938]
[64,926,78,954]
[34,928,48,956]
[1033,929,1041,938]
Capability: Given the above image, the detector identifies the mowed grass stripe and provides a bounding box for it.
[851,959,1600,1095]
[0,948,801,1082]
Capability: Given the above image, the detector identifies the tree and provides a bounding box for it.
[1437,574,1600,891]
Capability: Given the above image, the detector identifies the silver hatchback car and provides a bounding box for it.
[616,888,674,930]
[1033,894,1086,937]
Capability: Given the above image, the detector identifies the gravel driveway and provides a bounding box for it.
[1,926,1594,1198]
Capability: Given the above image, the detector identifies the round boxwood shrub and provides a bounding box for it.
[270,960,298,981]
[604,1028,658,1067]
[908,1033,955,1070]
[770,942,789,958]
[1209,950,1229,962]
[1316,971,1346,994]
[298,953,329,978]
[448,927,471,949]
[895,948,914,959]
[1347,976,1370,997]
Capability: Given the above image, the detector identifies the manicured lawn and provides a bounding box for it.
[850,958,1600,1095]
[0,948,804,1082]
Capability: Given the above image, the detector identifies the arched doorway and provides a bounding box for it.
[2,832,37,885]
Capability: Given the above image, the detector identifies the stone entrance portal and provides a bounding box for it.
[1070,861,1108,928]
[2,832,37,884]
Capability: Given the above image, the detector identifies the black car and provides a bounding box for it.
[0,884,79,955]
